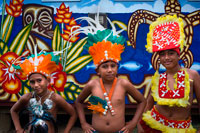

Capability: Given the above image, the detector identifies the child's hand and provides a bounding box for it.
[120,125,134,133]
[81,123,95,133]
[15,129,25,133]
[120,122,136,133]
[137,123,144,133]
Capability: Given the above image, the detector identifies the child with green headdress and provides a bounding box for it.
[74,14,146,133]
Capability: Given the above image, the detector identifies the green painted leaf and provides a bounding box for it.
[0,40,8,55]
[52,24,61,51]
[63,82,82,102]
[10,23,32,55]
[66,37,87,64]
[66,55,92,73]
[2,15,14,43]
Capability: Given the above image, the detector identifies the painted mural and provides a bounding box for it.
[0,0,200,105]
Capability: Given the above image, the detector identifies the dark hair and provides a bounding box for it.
[95,61,119,73]
[28,73,47,80]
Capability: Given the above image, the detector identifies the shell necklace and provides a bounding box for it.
[100,77,117,115]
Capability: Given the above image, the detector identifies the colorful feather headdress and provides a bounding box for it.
[145,14,186,54]
[13,46,67,91]
[71,14,126,67]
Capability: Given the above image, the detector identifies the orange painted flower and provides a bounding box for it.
[61,17,80,43]
[0,52,27,94]
[5,0,24,17]
[54,3,72,24]
[55,3,80,43]
[49,70,67,92]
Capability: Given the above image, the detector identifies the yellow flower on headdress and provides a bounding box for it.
[145,14,185,53]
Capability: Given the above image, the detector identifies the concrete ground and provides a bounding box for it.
[8,114,200,133]
[1,107,199,133]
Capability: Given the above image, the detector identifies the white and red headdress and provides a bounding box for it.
[145,14,186,54]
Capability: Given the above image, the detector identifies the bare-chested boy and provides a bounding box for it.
[137,15,200,133]
[10,51,77,133]
[73,15,146,133]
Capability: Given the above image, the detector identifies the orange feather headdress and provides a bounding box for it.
[88,40,124,66]
[18,53,60,78]
[13,46,67,91]
[71,15,125,67]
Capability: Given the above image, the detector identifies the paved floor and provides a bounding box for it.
[5,114,200,133]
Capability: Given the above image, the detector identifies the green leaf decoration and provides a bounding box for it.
[84,29,126,51]
[66,37,87,64]
[0,40,8,55]
[65,55,92,74]
[10,23,32,55]
[52,24,61,51]
[89,96,107,108]
[19,80,32,96]
[2,15,14,43]
[63,82,82,101]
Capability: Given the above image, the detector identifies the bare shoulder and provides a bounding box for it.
[118,78,130,83]
[185,68,199,79]
[84,78,100,90]
[51,92,64,102]
[118,78,132,86]
[11,93,32,110]
[19,93,32,102]
[87,78,99,85]
[117,78,134,91]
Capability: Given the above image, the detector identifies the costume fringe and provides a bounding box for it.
[142,111,196,133]
[151,69,190,107]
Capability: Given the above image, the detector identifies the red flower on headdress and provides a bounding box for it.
[0,52,27,94]
[5,0,24,17]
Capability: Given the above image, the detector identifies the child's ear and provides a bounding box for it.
[96,70,100,76]
[47,77,51,85]
[97,72,100,76]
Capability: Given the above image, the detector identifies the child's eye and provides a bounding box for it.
[37,79,42,82]
[102,65,108,68]
[111,64,116,68]
[30,80,35,84]
[169,52,174,55]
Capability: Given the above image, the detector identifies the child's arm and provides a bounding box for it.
[120,79,147,133]
[75,81,95,132]
[191,69,200,133]
[54,93,77,133]
[137,90,154,133]
[10,93,30,133]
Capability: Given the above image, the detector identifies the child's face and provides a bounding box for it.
[159,49,179,69]
[29,73,49,96]
[97,61,118,81]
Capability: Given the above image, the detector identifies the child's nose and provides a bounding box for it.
[34,82,39,88]
[108,66,112,71]
[164,54,169,59]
